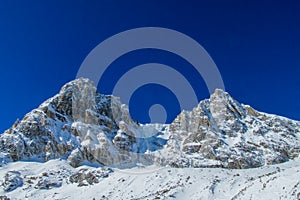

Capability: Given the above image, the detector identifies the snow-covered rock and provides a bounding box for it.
[162,89,300,168]
[1,171,23,192]
[34,176,62,190]
[0,78,142,168]
[69,167,112,187]
[0,78,299,170]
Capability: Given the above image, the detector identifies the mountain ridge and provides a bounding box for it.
[0,78,299,169]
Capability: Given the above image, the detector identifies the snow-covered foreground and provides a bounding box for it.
[0,158,299,200]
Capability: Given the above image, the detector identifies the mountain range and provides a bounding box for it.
[0,78,299,199]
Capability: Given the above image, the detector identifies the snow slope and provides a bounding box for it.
[0,158,299,200]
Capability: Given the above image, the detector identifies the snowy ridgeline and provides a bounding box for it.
[0,78,300,199]
[0,159,299,200]
[1,78,299,169]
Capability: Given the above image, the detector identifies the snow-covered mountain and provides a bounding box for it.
[1,78,299,169]
[158,89,300,169]
[0,78,300,199]
[0,78,167,168]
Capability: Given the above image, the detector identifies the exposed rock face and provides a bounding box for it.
[0,79,300,169]
[162,89,300,169]
[0,78,141,167]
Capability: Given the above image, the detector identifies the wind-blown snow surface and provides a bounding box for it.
[0,158,299,200]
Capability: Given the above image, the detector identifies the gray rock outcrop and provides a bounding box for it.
[1,79,299,169]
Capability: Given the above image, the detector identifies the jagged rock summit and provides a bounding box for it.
[161,89,300,168]
[0,78,299,169]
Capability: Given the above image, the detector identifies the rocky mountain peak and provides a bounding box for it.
[1,79,300,169]
[60,77,95,91]
[210,88,228,99]
[162,88,300,169]
[209,89,247,119]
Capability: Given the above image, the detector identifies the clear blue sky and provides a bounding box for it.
[0,1,299,132]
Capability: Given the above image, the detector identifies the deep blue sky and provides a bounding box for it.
[0,1,299,132]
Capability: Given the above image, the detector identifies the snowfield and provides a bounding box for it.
[0,158,299,200]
